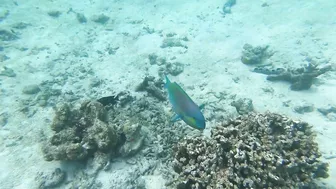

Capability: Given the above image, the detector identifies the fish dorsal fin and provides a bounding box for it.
[164,75,171,88]
[171,114,182,122]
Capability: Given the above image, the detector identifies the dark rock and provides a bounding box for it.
[47,11,62,18]
[22,84,41,94]
[92,14,110,24]
[0,29,19,41]
[0,66,16,77]
[76,13,87,23]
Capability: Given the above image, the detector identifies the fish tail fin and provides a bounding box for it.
[164,75,170,88]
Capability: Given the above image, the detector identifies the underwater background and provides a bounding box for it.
[0,0,335,188]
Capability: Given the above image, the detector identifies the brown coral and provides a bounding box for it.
[42,101,118,161]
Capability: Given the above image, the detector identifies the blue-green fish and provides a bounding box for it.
[164,75,205,130]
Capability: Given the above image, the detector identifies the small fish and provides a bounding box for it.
[164,75,206,130]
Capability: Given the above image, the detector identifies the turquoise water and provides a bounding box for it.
[0,0,335,188]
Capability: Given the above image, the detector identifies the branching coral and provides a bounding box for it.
[172,112,329,189]
[254,63,332,90]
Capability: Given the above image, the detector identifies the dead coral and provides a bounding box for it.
[135,76,166,101]
[161,37,187,49]
[36,168,66,189]
[172,112,329,189]
[241,43,272,65]
[230,98,254,115]
[256,63,332,90]
[42,100,118,161]
[166,62,184,76]
[119,122,144,157]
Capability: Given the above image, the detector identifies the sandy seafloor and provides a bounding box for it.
[0,0,336,188]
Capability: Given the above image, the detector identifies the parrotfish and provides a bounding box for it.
[164,75,206,130]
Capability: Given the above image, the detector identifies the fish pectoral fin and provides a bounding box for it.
[171,114,182,122]
[199,103,205,110]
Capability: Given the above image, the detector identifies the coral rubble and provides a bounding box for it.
[172,112,328,189]
[254,63,332,90]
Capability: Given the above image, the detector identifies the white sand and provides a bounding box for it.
[0,0,335,188]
